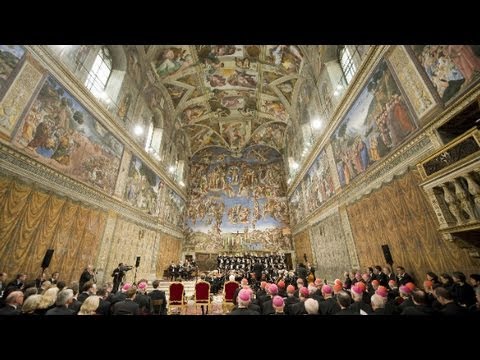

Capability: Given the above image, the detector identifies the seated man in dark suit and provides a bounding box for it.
[0,291,23,315]
[45,289,75,315]
[112,287,140,315]
[148,280,167,315]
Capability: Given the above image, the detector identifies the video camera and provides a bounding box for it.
[121,265,133,272]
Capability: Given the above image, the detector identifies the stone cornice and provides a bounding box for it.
[292,132,434,234]
[24,45,187,200]
[423,82,480,135]
[0,144,183,238]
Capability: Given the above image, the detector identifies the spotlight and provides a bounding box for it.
[311,118,322,129]
[134,125,144,136]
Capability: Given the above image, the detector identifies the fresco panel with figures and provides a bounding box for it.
[331,61,417,188]
[12,76,124,195]
[185,146,292,253]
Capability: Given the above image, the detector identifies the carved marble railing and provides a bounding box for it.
[417,128,480,256]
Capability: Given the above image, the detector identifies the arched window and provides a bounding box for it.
[339,45,358,85]
[85,47,112,98]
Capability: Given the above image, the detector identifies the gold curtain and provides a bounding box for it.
[0,176,106,285]
[293,229,313,266]
[347,170,480,283]
[156,234,182,278]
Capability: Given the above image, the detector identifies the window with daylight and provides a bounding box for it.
[85,47,112,98]
[339,45,359,85]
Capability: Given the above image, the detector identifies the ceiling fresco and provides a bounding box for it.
[137,45,307,156]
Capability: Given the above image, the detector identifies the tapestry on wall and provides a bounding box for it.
[12,75,124,194]
[331,60,417,187]
[185,145,292,253]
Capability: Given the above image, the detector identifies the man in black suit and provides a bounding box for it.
[79,265,94,290]
[111,263,131,293]
[45,289,75,315]
[148,280,167,315]
[6,273,26,291]
[112,288,140,315]
[0,291,23,315]
[253,261,263,281]
[395,266,414,286]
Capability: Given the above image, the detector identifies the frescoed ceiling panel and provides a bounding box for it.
[138,45,306,155]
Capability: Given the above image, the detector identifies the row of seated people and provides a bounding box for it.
[217,254,287,273]
[0,279,168,315]
[167,261,198,281]
[341,267,479,310]
[200,269,302,295]
[224,275,480,315]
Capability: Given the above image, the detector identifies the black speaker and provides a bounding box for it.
[41,249,54,269]
[381,244,393,265]
[135,256,141,268]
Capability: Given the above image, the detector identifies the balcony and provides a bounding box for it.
[417,127,480,257]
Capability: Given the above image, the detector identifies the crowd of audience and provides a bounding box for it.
[0,264,478,316]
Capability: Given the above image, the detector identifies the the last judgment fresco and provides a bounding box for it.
[185,146,293,253]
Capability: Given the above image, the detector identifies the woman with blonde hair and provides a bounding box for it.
[36,287,59,315]
[78,295,100,315]
[21,294,42,315]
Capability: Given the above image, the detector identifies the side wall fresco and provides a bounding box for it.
[0,46,185,284]
[290,45,480,280]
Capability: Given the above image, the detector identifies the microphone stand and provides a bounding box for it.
[133,266,138,286]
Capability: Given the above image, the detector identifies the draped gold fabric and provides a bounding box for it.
[156,234,182,278]
[0,177,106,284]
[347,170,479,283]
[293,229,313,266]
[105,218,159,283]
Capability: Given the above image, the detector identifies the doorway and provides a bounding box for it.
[284,253,293,270]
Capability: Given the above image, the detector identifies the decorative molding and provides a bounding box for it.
[339,207,360,269]
[341,135,433,205]
[292,132,434,232]
[0,143,183,238]
[326,143,341,191]
[417,128,480,180]
[24,45,187,200]
[114,150,133,197]
[424,188,450,228]
[0,56,44,137]
[420,158,480,190]
[95,213,118,284]
[424,83,480,136]
[387,45,438,121]
[308,204,339,227]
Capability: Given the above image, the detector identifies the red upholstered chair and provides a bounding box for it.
[222,281,239,313]
[194,281,211,315]
[168,282,186,315]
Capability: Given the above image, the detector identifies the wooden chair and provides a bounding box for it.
[194,281,211,315]
[152,299,165,315]
[222,281,239,313]
[168,282,186,315]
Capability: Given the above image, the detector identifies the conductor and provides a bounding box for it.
[112,263,132,293]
